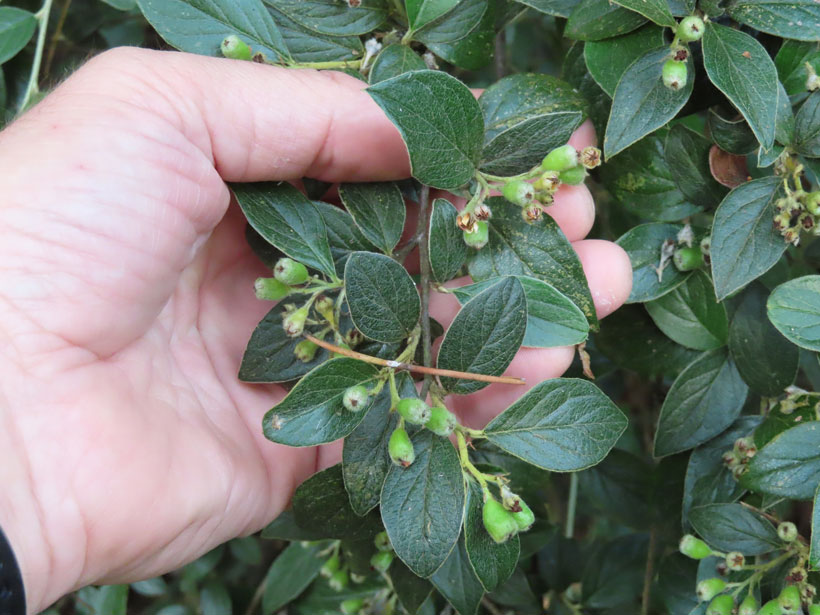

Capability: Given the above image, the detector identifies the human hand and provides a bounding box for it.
[0,48,631,612]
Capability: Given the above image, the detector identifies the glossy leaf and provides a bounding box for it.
[664,124,727,209]
[579,449,653,529]
[514,0,582,17]
[584,24,665,97]
[338,182,406,255]
[795,91,820,157]
[369,44,426,84]
[566,0,648,41]
[261,542,326,614]
[431,535,485,615]
[313,200,378,276]
[688,503,780,555]
[422,0,495,70]
[414,0,487,45]
[267,0,388,36]
[611,0,675,25]
[405,0,460,30]
[429,198,468,283]
[775,40,820,96]
[767,275,820,351]
[707,109,759,155]
[464,481,519,592]
[0,7,36,65]
[743,422,820,500]
[269,6,363,62]
[727,0,820,42]
[615,223,692,303]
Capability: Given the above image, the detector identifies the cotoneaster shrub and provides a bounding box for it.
[2,0,820,613]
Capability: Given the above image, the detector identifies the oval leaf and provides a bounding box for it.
[0,7,36,65]
[611,0,675,25]
[584,24,666,97]
[268,0,388,36]
[338,182,406,255]
[689,503,780,555]
[664,124,727,209]
[566,0,648,41]
[369,44,427,84]
[429,198,469,284]
[431,535,485,615]
[726,0,820,42]
[767,275,820,351]
[262,542,326,614]
[742,422,820,501]
[795,91,820,158]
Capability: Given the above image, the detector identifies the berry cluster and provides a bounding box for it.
[721,436,758,480]
[661,16,704,92]
[481,485,535,544]
[773,189,820,246]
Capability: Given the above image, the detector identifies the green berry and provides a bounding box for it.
[758,599,784,615]
[315,294,335,317]
[677,16,705,42]
[706,594,734,615]
[534,170,561,195]
[370,549,394,573]
[662,59,688,91]
[680,534,712,559]
[254,277,290,301]
[274,257,310,285]
[805,191,820,216]
[579,146,601,170]
[738,594,759,615]
[283,306,309,337]
[511,499,535,531]
[542,144,579,172]
[725,551,745,571]
[389,427,415,467]
[778,585,801,614]
[374,531,391,552]
[397,398,431,425]
[343,385,370,412]
[221,35,252,60]
[777,521,798,542]
[340,598,365,615]
[502,180,535,206]
[328,569,349,591]
[559,165,587,186]
[294,340,319,362]
[673,246,703,271]
[696,578,727,602]
[483,496,519,544]
[463,220,489,249]
[320,553,341,578]
[425,405,457,437]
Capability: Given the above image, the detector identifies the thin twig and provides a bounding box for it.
[494,29,507,80]
[44,0,71,79]
[19,0,55,112]
[564,473,578,539]
[304,334,525,385]
[481,597,504,615]
[243,575,267,615]
[641,526,657,615]
[416,185,434,399]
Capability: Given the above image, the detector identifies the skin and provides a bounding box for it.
[0,48,631,613]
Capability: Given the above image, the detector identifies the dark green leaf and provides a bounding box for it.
[268,6,363,62]
[484,378,627,471]
[369,44,427,84]
[604,48,694,159]
[422,0,495,70]
[345,251,420,343]
[579,449,653,529]
[664,124,727,208]
[612,0,675,25]
[468,198,597,326]
[584,24,666,97]
[262,509,329,541]
[429,198,468,283]
[795,91,820,157]
[291,577,385,614]
[775,80,796,146]
[479,73,586,176]
[233,182,336,278]
[657,554,699,615]
[767,275,820,351]
[710,176,784,300]
[743,422,820,500]
[390,560,434,614]
[262,358,383,446]
[464,481,519,592]
[381,430,465,578]
[729,283,799,396]
[76,586,129,615]
[452,275,589,348]
[229,537,262,565]
[414,0,487,45]
[707,109,759,155]
[702,23,779,150]
[581,534,648,608]
[654,349,748,457]
[645,270,729,351]
[753,394,817,448]
[775,40,820,96]
[313,200,379,276]
[514,0,581,17]
[262,542,330,614]
[131,578,168,597]
[726,0,820,42]
[689,503,780,554]
[566,0,648,41]
[489,567,540,611]
[431,535,485,615]
[0,7,36,65]
[438,277,527,394]
[137,0,289,61]
[266,0,388,36]
[405,0,460,30]
[338,182,406,255]
[201,582,231,615]
[615,223,692,303]
[367,71,484,190]
[563,42,612,137]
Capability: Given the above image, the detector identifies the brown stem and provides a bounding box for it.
[494,29,507,80]
[416,185,434,398]
[44,0,71,79]
[304,334,525,385]
[641,526,657,615]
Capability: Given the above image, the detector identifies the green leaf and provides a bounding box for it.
[268,6,363,62]
[390,560,434,614]
[344,252,420,343]
[728,283,799,396]
[229,537,262,565]
[478,73,586,176]
[381,430,465,578]
[262,509,329,541]
[653,349,748,457]
[664,125,727,209]
[266,0,388,36]
[767,275,820,351]
[645,271,729,351]
[137,0,289,61]
[342,372,416,516]
[484,378,628,471]
[464,481,520,592]
[262,542,327,614]
[584,24,666,97]
[338,182,406,255]
[702,23,779,150]
[429,198,468,283]
[468,198,597,327]
[313,200,379,276]
[367,71,484,190]
[601,135,701,221]
[753,394,817,448]
[431,535,485,615]
[707,109,759,155]
[710,176,784,301]
[405,0,459,30]
[262,358,383,446]
[579,449,653,529]
[422,0,495,70]
[437,277,527,394]
[233,182,336,278]
[566,0,648,41]
[604,48,694,159]
[688,503,780,555]
[0,7,36,65]
[201,582,232,615]
[414,0,487,45]
[131,578,168,597]
[775,80,796,146]
[513,0,581,17]
[292,577,385,613]
[76,586,129,615]
[616,223,692,303]
[811,484,820,570]
[581,534,648,608]
[795,91,820,157]
[452,276,589,348]
[612,0,675,26]
[775,40,820,96]
[743,422,820,500]
[369,44,427,84]
[726,0,820,42]
[563,42,612,137]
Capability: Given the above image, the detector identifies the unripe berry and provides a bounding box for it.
[255,277,290,301]
[397,398,431,425]
[283,306,309,337]
[221,35,252,60]
[274,257,310,285]
[294,340,319,362]
[738,594,759,615]
[463,220,489,249]
[315,294,335,319]
[706,594,734,615]
[673,246,703,271]
[542,144,579,172]
[662,59,688,91]
[679,534,712,559]
[677,16,705,42]
[343,385,370,412]
[778,521,798,542]
[758,599,784,615]
[329,569,349,591]
[805,192,820,216]
[558,165,586,186]
[579,146,602,169]
[778,585,801,614]
[511,499,535,531]
[725,551,745,571]
[696,578,727,602]
[482,497,519,544]
[340,598,364,615]
[374,531,391,552]
[320,553,341,578]
[502,180,535,206]
[425,405,457,437]
[521,204,543,223]
[370,549,394,573]
[388,427,415,467]
[534,170,561,195]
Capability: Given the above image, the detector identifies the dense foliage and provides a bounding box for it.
[3,0,820,613]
